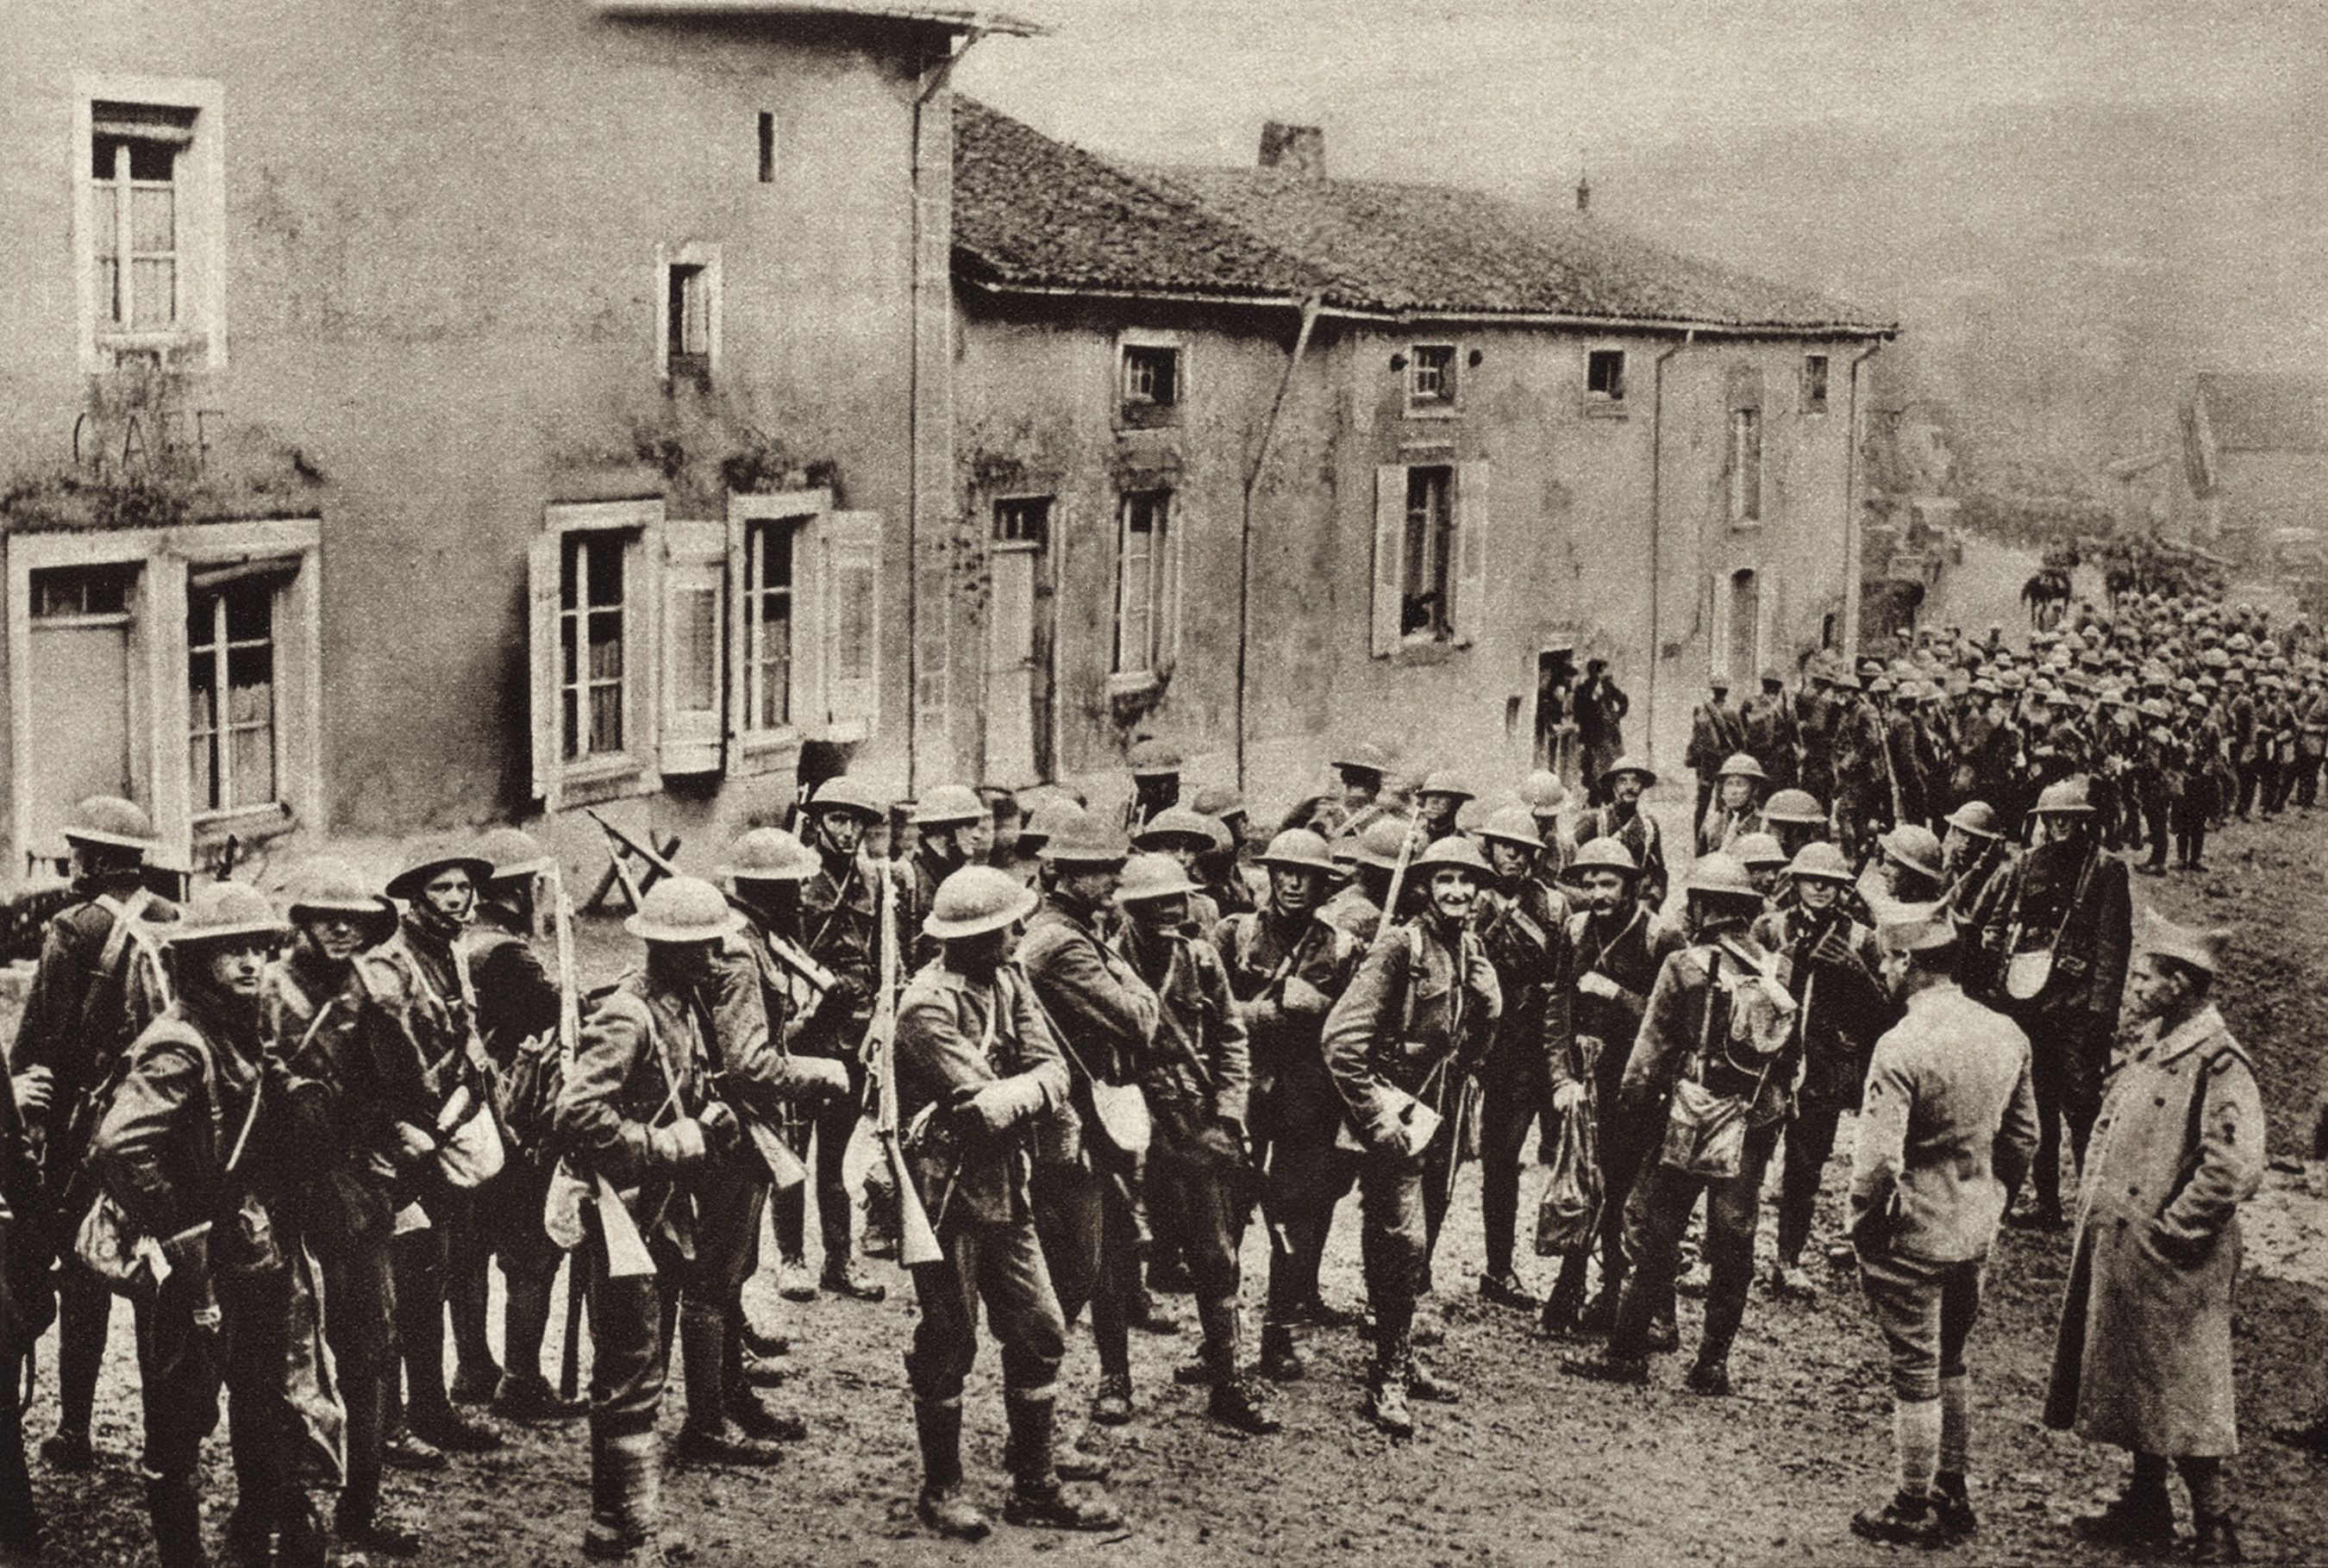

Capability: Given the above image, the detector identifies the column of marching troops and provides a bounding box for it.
[0,587,2325,1565]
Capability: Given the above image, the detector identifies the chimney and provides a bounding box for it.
[1259,122,1325,179]
[1575,169,1592,214]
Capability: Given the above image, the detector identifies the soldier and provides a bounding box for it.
[1323,816,1411,945]
[1875,823,1947,903]
[2295,675,2328,810]
[467,828,585,1423]
[1296,741,1396,842]
[1741,668,1800,791]
[893,866,1123,1540]
[2047,917,2260,1565]
[1130,808,1230,934]
[1845,897,2038,1547]
[1123,739,1183,833]
[1189,784,1261,915]
[1471,808,1573,1309]
[1754,844,1892,1296]
[2131,704,2180,875]
[374,841,504,1462]
[1939,801,2010,906]
[904,786,992,969]
[2226,672,2260,819]
[1732,832,1792,903]
[1110,854,1277,1433]
[1572,757,1668,914]
[1215,828,1361,1380]
[1575,659,1631,805]
[1695,753,1768,858]
[1686,675,1749,827]
[1323,836,1499,1435]
[1543,837,1676,1335]
[1798,663,1842,808]
[557,877,842,1559]
[1412,772,1474,846]
[9,794,172,1472]
[263,859,432,1559]
[92,884,337,1568]
[1563,855,1793,1396]
[1965,778,2131,1229]
[1017,808,1166,1431]
[0,1063,35,1560]
[1520,770,1574,883]
[1831,672,1891,862]
[1763,787,1831,865]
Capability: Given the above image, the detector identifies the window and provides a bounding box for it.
[756,112,777,183]
[560,532,629,763]
[741,520,793,731]
[1122,347,1179,407]
[1586,349,1628,404]
[186,579,277,816]
[994,497,1051,547]
[1802,353,1830,414]
[657,243,721,387]
[32,565,134,620]
[1409,344,1458,410]
[1723,568,1762,684]
[1730,407,1763,524]
[1401,465,1455,639]
[1113,490,1177,677]
[1117,338,1186,428]
[77,82,224,370]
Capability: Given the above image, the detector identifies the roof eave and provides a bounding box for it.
[594,0,1047,35]
[957,272,1388,318]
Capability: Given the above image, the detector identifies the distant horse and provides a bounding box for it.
[2023,568,2072,629]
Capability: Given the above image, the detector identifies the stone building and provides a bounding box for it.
[2178,371,2328,557]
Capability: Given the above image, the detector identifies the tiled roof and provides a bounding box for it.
[2195,372,2328,453]
[953,100,1893,334]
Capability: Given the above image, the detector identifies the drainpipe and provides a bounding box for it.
[904,32,981,794]
[1235,294,1324,791]
[1645,330,1692,775]
[1842,340,1886,656]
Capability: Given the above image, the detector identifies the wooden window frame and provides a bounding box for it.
[654,241,722,388]
[530,500,663,810]
[1115,329,1187,431]
[725,488,831,767]
[185,574,282,821]
[1801,352,1831,415]
[1585,347,1630,415]
[72,74,226,372]
[1111,488,1179,686]
[1730,406,1765,527]
[1406,342,1461,415]
[1369,461,1489,658]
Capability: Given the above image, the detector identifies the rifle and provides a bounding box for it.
[587,809,835,998]
[1379,813,1424,929]
[868,863,942,1267]
[553,883,587,1405]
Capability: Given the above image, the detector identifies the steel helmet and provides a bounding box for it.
[1040,812,1130,865]
[1017,796,1086,846]
[1519,770,1569,813]
[1785,841,1854,884]
[911,784,986,828]
[281,857,397,936]
[717,828,821,884]
[922,865,1038,940]
[1600,754,1657,787]
[1878,824,1945,883]
[1474,805,1545,852]
[1354,816,1416,871]
[1332,740,1392,776]
[1113,853,1198,907]
[476,826,554,884]
[624,876,741,943]
[1256,829,1336,875]
[1134,806,1230,853]
[2030,778,2096,815]
[1567,836,1640,878]
[1762,789,1826,827]
[1715,753,1767,783]
[1412,835,1492,878]
[1730,832,1789,871]
[1126,739,1183,778]
[62,794,154,853]
[805,776,887,820]
[166,883,287,950]
[1943,800,2003,840]
[1417,770,1474,803]
[385,837,496,902]
[1685,853,1761,903]
[1190,784,1246,821]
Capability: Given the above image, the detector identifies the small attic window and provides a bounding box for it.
[1802,353,1831,414]
[1118,340,1184,428]
[1587,349,1627,403]
[1408,344,1458,409]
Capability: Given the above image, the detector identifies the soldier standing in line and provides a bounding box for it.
[93,884,339,1568]
[1017,809,1164,1430]
[0,1057,36,1560]
[1571,757,1669,914]
[1322,836,1499,1436]
[1763,787,1832,867]
[373,842,504,1463]
[2131,703,2180,876]
[1753,843,1892,1298]
[901,786,993,963]
[2294,674,2328,810]
[1543,837,1677,1337]
[1964,779,2131,1230]
[1575,659,1631,806]
[1686,675,1749,828]
[264,859,431,1559]
[1123,740,1184,834]
[1521,771,1575,883]
[1111,854,1278,1434]
[1938,801,2011,907]
[893,866,1123,1540]
[1130,808,1230,934]
[1563,855,1793,1397]
[1215,828,1361,1382]
[1190,784,1262,916]
[1844,897,2037,1547]
[1471,808,1574,1311]
[467,828,588,1423]
[1695,753,1768,858]
[1294,741,1396,841]
[1413,772,1474,846]
[1798,663,1843,809]
[1322,817,1411,947]
[1742,668,1800,791]
[2226,672,2260,820]
[2047,918,2260,1565]
[10,794,173,1472]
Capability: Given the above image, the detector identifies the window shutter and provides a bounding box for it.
[1372,465,1405,657]
[724,503,752,759]
[659,520,727,776]
[526,532,564,810]
[142,553,194,871]
[817,510,882,739]
[1453,461,1491,647]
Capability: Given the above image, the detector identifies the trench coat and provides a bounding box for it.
[2043,1003,2263,1456]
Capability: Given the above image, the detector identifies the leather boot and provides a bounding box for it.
[2192,1514,2244,1565]
[912,1397,990,1541]
[1364,1325,1414,1438]
[146,1475,208,1568]
[1198,1301,1281,1434]
[1257,1321,1307,1382]
[1001,1390,1123,1531]
[583,1427,662,1560]
[676,1304,784,1465]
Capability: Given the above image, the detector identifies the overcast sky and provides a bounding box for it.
[957,0,2323,188]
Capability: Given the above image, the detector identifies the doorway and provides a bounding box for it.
[25,565,139,868]
[1534,647,1578,780]
[986,497,1056,787]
